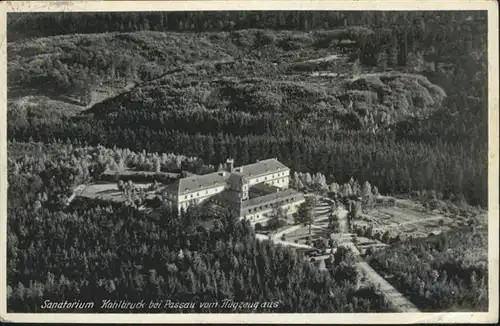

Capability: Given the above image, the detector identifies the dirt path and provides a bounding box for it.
[254,195,420,312]
[273,224,304,241]
[305,54,341,63]
[335,204,420,312]
[65,184,87,206]
[355,260,420,312]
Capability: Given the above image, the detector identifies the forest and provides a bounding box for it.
[7,142,389,313]
[6,140,488,312]
[6,11,489,313]
[10,121,487,207]
[8,11,488,207]
[366,229,488,311]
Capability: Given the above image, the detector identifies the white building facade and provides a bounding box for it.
[164,158,301,218]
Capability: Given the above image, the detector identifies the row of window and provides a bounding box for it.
[269,179,286,185]
[178,198,200,209]
[247,203,298,221]
[172,175,288,202]
[180,186,224,201]
[247,197,297,214]
[172,173,289,201]
[253,172,288,184]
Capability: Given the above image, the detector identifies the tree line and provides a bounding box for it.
[7,142,390,313]
[8,11,485,44]
[9,120,488,207]
[8,11,486,75]
[366,230,488,311]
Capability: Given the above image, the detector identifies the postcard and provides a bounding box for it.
[0,1,498,324]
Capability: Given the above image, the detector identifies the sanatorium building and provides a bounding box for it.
[164,158,305,221]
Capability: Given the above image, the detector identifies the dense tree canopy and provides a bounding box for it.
[7,142,389,313]
[366,230,488,312]
[8,12,488,207]
[6,11,490,314]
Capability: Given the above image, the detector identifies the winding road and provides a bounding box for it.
[256,195,420,313]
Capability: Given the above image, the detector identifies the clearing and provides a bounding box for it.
[356,198,451,238]
[77,182,161,202]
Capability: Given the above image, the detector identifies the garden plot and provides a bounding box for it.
[357,199,452,238]
[285,226,318,242]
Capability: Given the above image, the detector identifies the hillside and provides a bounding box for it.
[7,18,488,207]
[84,59,446,134]
[9,30,446,133]
[7,141,392,313]
[5,30,328,124]
[8,31,239,106]
[7,30,337,100]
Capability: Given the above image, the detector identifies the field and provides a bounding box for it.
[355,198,456,239]
[77,182,159,203]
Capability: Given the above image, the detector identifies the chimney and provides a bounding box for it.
[226,158,234,172]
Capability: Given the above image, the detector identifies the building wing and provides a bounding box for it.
[242,188,304,210]
[236,158,288,178]
[178,171,229,195]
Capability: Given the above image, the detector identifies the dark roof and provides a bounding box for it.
[242,189,304,210]
[237,159,288,178]
[164,182,180,194]
[227,172,249,186]
[166,158,289,195]
[210,190,236,205]
[177,171,229,195]
[249,182,279,195]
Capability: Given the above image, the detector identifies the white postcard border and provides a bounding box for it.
[0,1,498,324]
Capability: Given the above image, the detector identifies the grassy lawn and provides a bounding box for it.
[78,182,156,202]
[257,223,295,236]
[284,224,336,245]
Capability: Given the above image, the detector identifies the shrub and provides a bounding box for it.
[390,234,401,244]
[381,231,390,244]
[364,226,374,239]
[365,246,374,256]
[254,30,276,47]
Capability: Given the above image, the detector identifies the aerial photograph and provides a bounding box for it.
[5,10,489,314]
